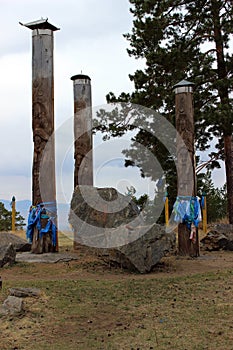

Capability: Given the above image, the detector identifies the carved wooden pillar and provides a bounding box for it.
[71,74,93,188]
[173,79,199,257]
[20,19,59,252]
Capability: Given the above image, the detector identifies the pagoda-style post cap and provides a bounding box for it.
[71,74,91,84]
[19,18,60,31]
[173,79,194,94]
[12,196,16,202]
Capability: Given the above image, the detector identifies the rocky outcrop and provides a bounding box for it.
[0,243,16,267]
[69,186,143,248]
[96,224,176,273]
[0,232,31,252]
[201,224,233,251]
[69,186,175,273]
[70,186,140,227]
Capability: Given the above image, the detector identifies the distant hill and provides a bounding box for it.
[0,199,71,231]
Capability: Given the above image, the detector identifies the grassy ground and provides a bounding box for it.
[0,231,233,350]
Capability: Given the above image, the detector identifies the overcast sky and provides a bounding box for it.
[0,0,225,205]
[0,0,151,203]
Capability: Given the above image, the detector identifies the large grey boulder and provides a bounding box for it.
[69,186,143,248]
[96,224,176,273]
[0,232,31,252]
[70,186,140,227]
[0,243,16,267]
[69,186,175,272]
[201,224,233,251]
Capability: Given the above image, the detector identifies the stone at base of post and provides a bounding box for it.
[178,223,199,257]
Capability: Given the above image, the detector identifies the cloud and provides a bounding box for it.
[53,116,158,202]
[0,0,164,203]
[0,0,133,57]
[94,163,157,198]
[0,1,134,205]
[211,162,226,188]
[0,175,31,200]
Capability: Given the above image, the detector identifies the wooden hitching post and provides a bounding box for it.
[71,74,93,188]
[20,19,59,252]
[173,79,200,257]
[202,193,207,234]
[164,192,169,227]
[71,74,93,250]
[11,196,16,232]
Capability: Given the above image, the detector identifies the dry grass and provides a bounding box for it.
[1,227,232,349]
[1,269,233,350]
[0,252,233,349]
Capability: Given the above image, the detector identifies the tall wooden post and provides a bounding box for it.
[71,74,93,250]
[164,192,169,227]
[11,196,16,232]
[173,79,199,257]
[71,74,93,188]
[20,19,59,252]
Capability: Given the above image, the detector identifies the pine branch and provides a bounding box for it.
[220,0,232,17]
[196,151,221,173]
[196,95,218,109]
[202,48,218,56]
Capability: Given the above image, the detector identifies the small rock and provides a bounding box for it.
[201,224,233,251]
[0,243,16,268]
[138,324,146,329]
[0,296,24,315]
[9,287,41,298]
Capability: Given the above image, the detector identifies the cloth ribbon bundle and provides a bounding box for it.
[172,196,202,229]
[26,202,57,247]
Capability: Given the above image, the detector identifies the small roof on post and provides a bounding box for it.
[173,79,194,94]
[71,74,91,81]
[19,18,60,31]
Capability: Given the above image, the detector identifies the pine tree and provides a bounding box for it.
[198,171,227,222]
[106,0,233,222]
[0,202,25,231]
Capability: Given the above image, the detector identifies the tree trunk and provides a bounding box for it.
[224,135,233,223]
[211,0,233,223]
